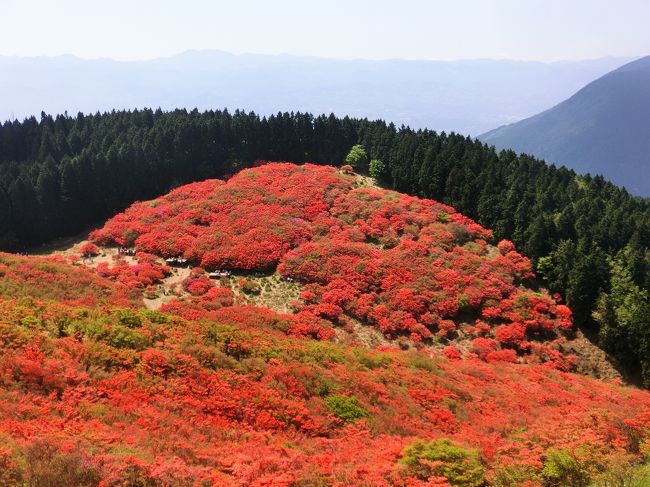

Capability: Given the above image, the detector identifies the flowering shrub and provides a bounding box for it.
[0,258,648,485]
[90,164,349,269]
[92,163,576,367]
[0,252,138,307]
[183,275,213,296]
[95,253,170,290]
[79,242,100,257]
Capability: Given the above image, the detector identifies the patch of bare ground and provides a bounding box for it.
[143,266,192,310]
[227,273,302,314]
[336,315,394,348]
[561,329,623,382]
[351,173,379,189]
[144,270,303,313]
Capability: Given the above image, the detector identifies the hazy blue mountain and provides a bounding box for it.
[480,56,650,195]
[0,51,633,135]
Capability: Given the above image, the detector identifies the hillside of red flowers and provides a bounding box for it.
[92,163,575,369]
[0,163,649,485]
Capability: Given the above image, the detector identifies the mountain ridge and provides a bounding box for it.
[480,55,650,195]
[0,51,634,134]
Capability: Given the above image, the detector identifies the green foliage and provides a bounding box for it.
[590,460,650,487]
[368,158,385,179]
[595,246,650,385]
[324,394,370,423]
[21,440,102,487]
[344,144,368,170]
[400,438,485,486]
[490,463,540,486]
[141,310,169,324]
[295,342,345,365]
[115,310,143,328]
[407,353,440,374]
[65,315,151,351]
[241,279,262,295]
[541,448,591,487]
[536,255,554,279]
[106,325,151,350]
[353,348,393,369]
[566,248,609,326]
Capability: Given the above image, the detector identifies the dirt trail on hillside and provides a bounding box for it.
[143,267,192,310]
[34,239,137,268]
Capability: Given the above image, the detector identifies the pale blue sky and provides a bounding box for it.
[2,0,649,61]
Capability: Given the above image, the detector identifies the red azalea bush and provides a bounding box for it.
[183,275,213,296]
[95,253,170,290]
[90,164,349,269]
[90,163,576,368]
[0,252,139,307]
[204,286,235,306]
[79,242,100,257]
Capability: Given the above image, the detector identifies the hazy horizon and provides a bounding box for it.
[3,0,649,62]
[0,53,634,134]
[0,49,642,64]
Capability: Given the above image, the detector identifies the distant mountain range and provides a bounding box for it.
[0,50,633,135]
[480,56,650,196]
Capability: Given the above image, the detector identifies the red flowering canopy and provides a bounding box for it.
[91,163,575,367]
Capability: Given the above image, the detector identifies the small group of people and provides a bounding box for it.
[118,247,136,256]
[165,256,188,266]
[208,269,232,279]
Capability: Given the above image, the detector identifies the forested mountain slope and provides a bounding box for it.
[0,109,649,385]
[1,164,649,485]
[480,56,650,195]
